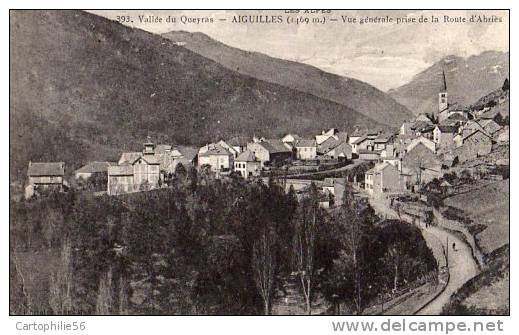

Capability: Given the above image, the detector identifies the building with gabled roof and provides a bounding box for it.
[109,140,161,195]
[295,138,317,160]
[247,139,292,167]
[433,125,458,149]
[365,162,404,196]
[351,136,370,154]
[317,136,340,155]
[401,141,441,186]
[324,141,352,161]
[227,136,250,154]
[75,161,117,180]
[455,129,493,163]
[198,143,234,172]
[26,161,66,198]
[479,119,502,136]
[234,150,261,179]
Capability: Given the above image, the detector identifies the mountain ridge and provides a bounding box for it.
[10,10,387,180]
[388,51,509,115]
[162,30,414,127]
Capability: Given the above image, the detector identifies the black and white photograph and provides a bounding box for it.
[9,7,510,322]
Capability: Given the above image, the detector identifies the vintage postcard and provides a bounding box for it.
[9,9,509,319]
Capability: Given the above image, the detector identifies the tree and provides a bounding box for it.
[175,163,187,180]
[95,267,114,315]
[118,276,129,315]
[337,188,366,314]
[252,227,277,315]
[502,78,509,91]
[292,183,320,315]
[49,240,73,314]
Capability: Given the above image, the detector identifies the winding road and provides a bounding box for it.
[367,195,479,315]
[417,226,479,315]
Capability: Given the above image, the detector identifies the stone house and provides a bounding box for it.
[315,128,338,145]
[364,162,404,196]
[324,141,352,161]
[247,139,292,167]
[351,136,370,154]
[401,141,441,186]
[234,150,261,179]
[295,139,317,160]
[433,125,458,149]
[227,136,250,154]
[198,143,234,172]
[455,129,493,163]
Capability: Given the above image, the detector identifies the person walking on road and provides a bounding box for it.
[452,242,456,251]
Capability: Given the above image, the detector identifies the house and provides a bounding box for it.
[407,136,436,154]
[107,165,134,195]
[75,161,116,180]
[351,136,369,154]
[455,130,493,162]
[366,130,380,140]
[282,133,301,148]
[415,113,433,123]
[109,140,161,195]
[479,119,502,136]
[295,139,317,160]
[439,104,470,123]
[400,122,413,136]
[165,145,198,173]
[247,139,292,167]
[496,127,509,144]
[234,150,261,179]
[358,149,380,161]
[433,125,458,149]
[324,141,352,161]
[198,143,234,172]
[317,136,340,156]
[335,131,349,143]
[348,128,364,145]
[315,128,338,145]
[227,136,250,154]
[364,162,404,196]
[26,161,65,198]
[401,141,441,186]
[217,140,239,158]
[373,134,393,151]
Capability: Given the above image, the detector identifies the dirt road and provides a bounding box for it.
[416,226,479,315]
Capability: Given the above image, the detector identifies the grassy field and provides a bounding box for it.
[442,179,509,315]
[444,179,509,256]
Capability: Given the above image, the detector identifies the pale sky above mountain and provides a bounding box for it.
[89,10,509,91]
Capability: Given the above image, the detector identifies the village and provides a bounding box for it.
[24,72,510,213]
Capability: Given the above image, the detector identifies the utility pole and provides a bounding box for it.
[446,236,449,268]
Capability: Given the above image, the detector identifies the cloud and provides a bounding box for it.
[88,10,508,91]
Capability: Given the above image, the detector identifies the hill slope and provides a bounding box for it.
[163,30,413,127]
[388,51,509,115]
[10,10,385,181]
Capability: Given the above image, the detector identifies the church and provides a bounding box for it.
[437,69,469,123]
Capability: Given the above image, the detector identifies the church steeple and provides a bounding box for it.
[438,69,448,112]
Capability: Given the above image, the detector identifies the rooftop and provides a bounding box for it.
[75,161,116,174]
[296,138,317,148]
[28,162,65,177]
[235,150,257,162]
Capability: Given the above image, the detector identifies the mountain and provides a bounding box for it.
[162,31,413,127]
[388,51,509,115]
[10,10,386,181]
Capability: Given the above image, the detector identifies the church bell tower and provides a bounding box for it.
[438,69,448,113]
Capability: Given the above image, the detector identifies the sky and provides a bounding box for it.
[89,10,509,91]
